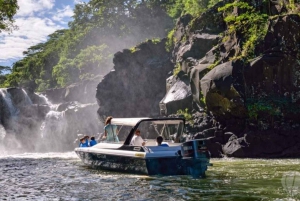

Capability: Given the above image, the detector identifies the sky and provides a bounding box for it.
[0,0,89,68]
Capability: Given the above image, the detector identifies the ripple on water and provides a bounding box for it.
[0,153,300,200]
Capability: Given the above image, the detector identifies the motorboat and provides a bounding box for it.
[75,117,212,178]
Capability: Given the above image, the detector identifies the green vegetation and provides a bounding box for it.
[129,46,139,53]
[166,29,175,52]
[177,108,193,124]
[0,66,10,74]
[246,96,300,123]
[218,1,268,60]
[0,0,19,32]
[1,0,225,91]
[173,62,181,76]
[166,0,219,18]
[151,38,161,44]
[200,95,206,108]
[0,66,11,85]
[1,0,178,90]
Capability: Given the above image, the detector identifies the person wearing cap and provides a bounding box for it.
[79,137,89,147]
[130,129,145,146]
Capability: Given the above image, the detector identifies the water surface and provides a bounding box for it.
[0,153,299,201]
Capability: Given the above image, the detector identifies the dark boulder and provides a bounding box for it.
[222,134,249,157]
[159,75,192,116]
[45,76,102,104]
[200,60,247,134]
[96,39,173,118]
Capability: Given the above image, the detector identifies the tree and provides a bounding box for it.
[0,0,19,32]
[3,0,177,90]
[0,66,11,86]
[0,65,11,74]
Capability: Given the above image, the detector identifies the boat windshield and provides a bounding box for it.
[135,119,185,143]
[102,118,185,145]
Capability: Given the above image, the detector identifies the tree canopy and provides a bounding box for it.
[0,0,19,32]
[1,0,219,91]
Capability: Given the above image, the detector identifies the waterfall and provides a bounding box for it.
[0,88,19,116]
[41,111,67,138]
[36,93,59,110]
[21,89,33,105]
[0,88,100,153]
[0,124,6,141]
[38,97,69,151]
[38,110,68,151]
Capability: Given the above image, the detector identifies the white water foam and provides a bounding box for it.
[36,93,59,110]
[22,89,33,105]
[0,88,19,116]
[0,124,6,141]
[0,151,77,159]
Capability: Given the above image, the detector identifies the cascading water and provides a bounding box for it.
[0,124,6,155]
[1,88,101,153]
[0,88,19,116]
[35,93,74,151]
[39,110,68,152]
[36,93,59,110]
[21,89,33,105]
[0,124,6,141]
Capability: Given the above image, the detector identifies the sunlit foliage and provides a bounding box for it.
[0,0,19,32]
[2,0,175,90]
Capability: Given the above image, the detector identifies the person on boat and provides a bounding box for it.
[103,116,119,142]
[89,136,97,146]
[156,136,169,147]
[130,129,145,146]
[79,137,89,147]
[85,135,90,145]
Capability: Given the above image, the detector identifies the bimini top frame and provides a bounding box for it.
[117,117,185,145]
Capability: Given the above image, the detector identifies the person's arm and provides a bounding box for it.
[102,129,107,139]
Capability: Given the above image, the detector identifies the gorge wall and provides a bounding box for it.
[95,2,300,158]
[165,3,300,158]
[96,39,173,119]
[1,0,300,158]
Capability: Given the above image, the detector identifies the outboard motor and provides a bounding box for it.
[181,139,212,178]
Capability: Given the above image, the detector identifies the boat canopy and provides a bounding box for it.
[111,118,184,127]
[111,118,150,126]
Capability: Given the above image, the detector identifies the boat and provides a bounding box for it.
[75,117,212,178]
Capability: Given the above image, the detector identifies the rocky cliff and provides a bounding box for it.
[95,1,300,158]
[161,2,300,157]
[96,39,173,119]
[2,1,299,157]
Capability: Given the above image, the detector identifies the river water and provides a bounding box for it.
[0,152,299,201]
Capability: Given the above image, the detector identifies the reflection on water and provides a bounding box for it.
[0,153,299,201]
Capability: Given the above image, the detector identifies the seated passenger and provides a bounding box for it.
[130,129,145,146]
[84,135,90,146]
[89,136,97,146]
[156,136,169,147]
[79,137,89,147]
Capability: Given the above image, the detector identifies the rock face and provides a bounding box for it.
[96,39,173,119]
[45,76,102,104]
[159,74,193,115]
[159,4,300,157]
